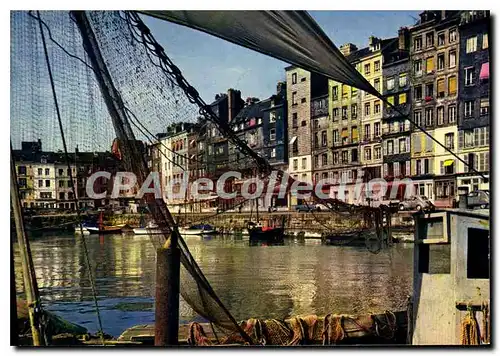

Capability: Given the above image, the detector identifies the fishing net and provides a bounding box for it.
[11,10,390,341]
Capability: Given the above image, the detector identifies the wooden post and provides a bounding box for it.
[10,150,44,346]
[154,247,181,346]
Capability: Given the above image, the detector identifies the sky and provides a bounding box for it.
[142,11,421,103]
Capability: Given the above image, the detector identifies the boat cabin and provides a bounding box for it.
[411,209,490,345]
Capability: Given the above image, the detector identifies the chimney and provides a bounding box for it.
[276,81,286,96]
[340,43,357,57]
[398,27,409,51]
[228,88,242,122]
[369,36,380,51]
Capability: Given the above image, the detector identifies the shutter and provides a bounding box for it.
[485,152,489,172]
[426,136,433,152]
[463,155,469,173]
[440,161,444,175]
[448,76,457,95]
[383,163,388,177]
[480,127,485,146]
[394,140,399,154]
[485,127,490,146]
[474,129,479,146]
[479,153,485,171]
[406,137,411,153]
[427,57,434,72]
[352,127,359,141]
[383,142,387,155]
[458,130,464,149]
[411,160,415,175]
[406,161,411,176]
[394,162,400,176]
[474,154,479,171]
[437,79,445,94]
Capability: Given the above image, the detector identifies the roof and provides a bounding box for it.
[345,37,398,63]
[231,98,271,126]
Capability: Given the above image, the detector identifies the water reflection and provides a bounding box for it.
[14,234,413,337]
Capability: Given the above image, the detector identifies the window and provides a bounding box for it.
[332,86,339,101]
[414,60,422,76]
[333,129,339,144]
[465,100,474,118]
[425,82,434,98]
[482,33,488,49]
[374,122,381,137]
[292,73,297,84]
[321,131,327,146]
[18,166,26,175]
[374,78,380,92]
[38,180,43,187]
[466,36,477,53]
[364,124,371,141]
[416,160,422,175]
[351,87,358,97]
[59,180,65,188]
[374,146,381,160]
[18,178,26,187]
[448,76,457,96]
[292,113,298,127]
[342,85,349,99]
[387,140,394,155]
[387,96,394,106]
[414,85,423,100]
[467,228,489,279]
[351,104,357,118]
[332,108,339,121]
[425,108,434,126]
[341,128,348,144]
[45,179,50,187]
[437,79,445,98]
[387,77,394,90]
[342,106,348,119]
[449,28,457,43]
[399,74,407,87]
[37,168,42,176]
[480,98,489,116]
[438,32,445,46]
[292,92,297,105]
[437,106,444,125]
[364,63,371,75]
[314,133,319,148]
[352,126,359,143]
[437,53,445,70]
[301,158,306,169]
[374,101,381,114]
[449,50,456,68]
[364,103,371,116]
[301,77,306,82]
[399,93,407,105]
[270,111,276,123]
[414,36,422,50]
[45,168,50,176]
[58,168,64,176]
[270,128,276,141]
[374,60,380,72]
[333,152,339,165]
[351,148,358,162]
[445,133,454,149]
[465,67,475,86]
[341,151,348,163]
[314,155,319,168]
[59,192,65,200]
[293,159,298,170]
[301,97,306,103]
[399,138,407,153]
[364,147,372,161]
[321,153,328,166]
[426,57,434,73]
[426,32,434,47]
[448,105,456,123]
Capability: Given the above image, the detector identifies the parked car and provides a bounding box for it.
[398,196,435,212]
[466,190,489,209]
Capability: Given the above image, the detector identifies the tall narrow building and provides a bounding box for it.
[409,11,461,206]
[285,66,328,206]
[456,11,490,195]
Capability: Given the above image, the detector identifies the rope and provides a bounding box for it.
[322,313,345,345]
[36,11,105,344]
[461,308,480,345]
[373,310,397,340]
[187,322,212,346]
[481,302,490,344]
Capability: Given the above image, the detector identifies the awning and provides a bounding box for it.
[479,62,489,80]
[444,159,455,167]
[140,11,380,97]
[289,136,297,145]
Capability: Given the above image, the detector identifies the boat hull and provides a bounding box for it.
[248,227,285,244]
[133,228,169,235]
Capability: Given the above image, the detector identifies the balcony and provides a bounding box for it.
[424,96,434,102]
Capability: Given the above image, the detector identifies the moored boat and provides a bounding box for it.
[133,221,169,235]
[179,224,216,235]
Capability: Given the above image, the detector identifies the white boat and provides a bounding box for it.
[133,222,169,235]
[74,227,90,235]
[178,224,216,235]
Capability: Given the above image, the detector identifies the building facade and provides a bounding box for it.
[409,11,461,206]
[456,11,490,194]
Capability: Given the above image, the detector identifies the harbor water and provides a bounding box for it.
[14,233,413,337]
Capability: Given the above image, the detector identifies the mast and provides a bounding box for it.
[10,149,45,346]
[71,11,181,345]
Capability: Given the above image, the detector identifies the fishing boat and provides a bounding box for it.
[133,221,169,235]
[247,217,285,245]
[75,212,122,235]
[178,224,216,236]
